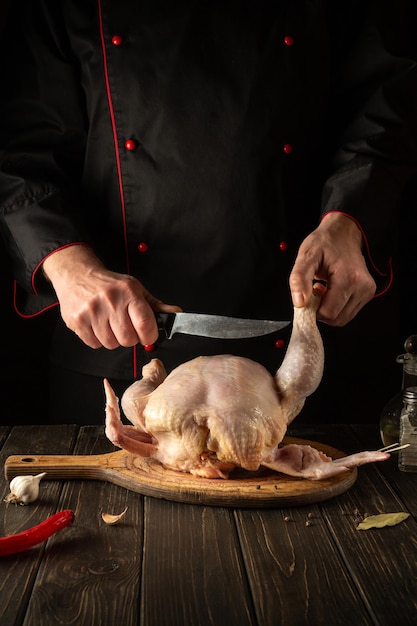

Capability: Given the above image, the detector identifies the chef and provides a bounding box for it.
[0,0,416,424]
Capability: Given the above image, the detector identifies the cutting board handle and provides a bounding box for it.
[4,451,125,482]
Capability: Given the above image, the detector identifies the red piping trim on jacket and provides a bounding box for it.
[13,281,59,319]
[14,243,89,318]
[133,341,138,377]
[321,210,393,297]
[97,0,129,274]
[97,0,137,377]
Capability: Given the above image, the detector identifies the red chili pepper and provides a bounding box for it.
[0,509,75,557]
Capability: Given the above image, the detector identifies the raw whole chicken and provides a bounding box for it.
[104,292,390,479]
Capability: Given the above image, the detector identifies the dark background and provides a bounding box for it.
[0,1,416,426]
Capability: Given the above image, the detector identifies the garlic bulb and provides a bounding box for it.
[4,473,47,505]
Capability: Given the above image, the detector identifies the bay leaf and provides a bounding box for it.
[356,512,410,530]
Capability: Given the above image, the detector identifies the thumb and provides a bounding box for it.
[289,266,314,308]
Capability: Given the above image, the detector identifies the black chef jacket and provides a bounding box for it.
[0,0,417,380]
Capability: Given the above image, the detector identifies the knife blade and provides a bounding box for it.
[157,312,291,340]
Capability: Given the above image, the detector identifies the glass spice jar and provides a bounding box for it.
[398,386,417,472]
[379,335,417,447]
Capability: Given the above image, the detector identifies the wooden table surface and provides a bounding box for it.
[1,423,416,626]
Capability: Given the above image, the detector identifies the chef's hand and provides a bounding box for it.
[289,212,376,326]
[42,244,181,349]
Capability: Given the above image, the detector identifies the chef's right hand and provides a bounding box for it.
[42,244,181,349]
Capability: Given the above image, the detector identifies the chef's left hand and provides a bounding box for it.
[289,212,376,326]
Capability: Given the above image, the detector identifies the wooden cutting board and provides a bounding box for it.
[4,437,357,508]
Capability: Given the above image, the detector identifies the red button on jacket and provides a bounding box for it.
[125,139,137,151]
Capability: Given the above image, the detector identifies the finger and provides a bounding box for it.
[145,292,183,314]
[316,271,375,325]
[108,320,141,348]
[127,301,159,346]
[70,324,104,350]
[317,292,365,326]
[153,302,183,313]
[69,310,137,350]
[91,320,123,350]
[63,311,105,349]
[316,281,352,324]
[78,316,148,350]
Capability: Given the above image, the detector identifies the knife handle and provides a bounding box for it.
[144,314,172,352]
[155,313,174,340]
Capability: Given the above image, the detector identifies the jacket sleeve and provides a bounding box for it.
[0,1,91,314]
[320,0,417,294]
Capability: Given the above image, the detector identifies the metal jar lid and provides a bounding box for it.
[403,387,417,402]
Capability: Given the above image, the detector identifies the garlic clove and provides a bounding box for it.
[101,507,128,525]
[4,472,47,505]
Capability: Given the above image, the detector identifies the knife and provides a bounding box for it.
[157,312,291,340]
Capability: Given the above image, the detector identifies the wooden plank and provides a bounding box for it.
[141,498,256,626]
[292,425,417,622]
[319,460,417,623]
[22,426,144,626]
[0,425,78,626]
[235,504,373,626]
